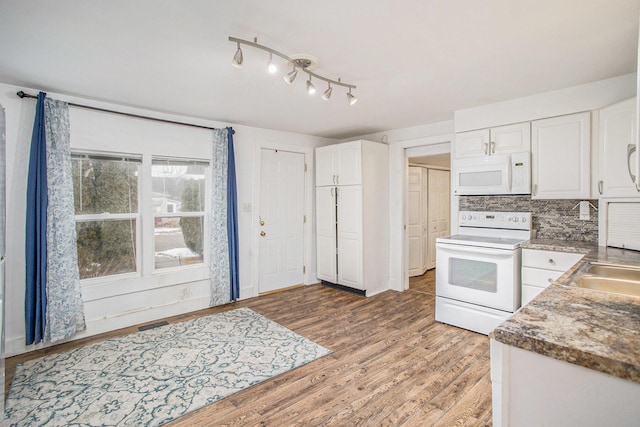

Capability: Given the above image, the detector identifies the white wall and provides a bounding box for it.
[455,73,636,132]
[0,81,336,356]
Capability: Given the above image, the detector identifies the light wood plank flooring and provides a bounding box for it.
[6,279,491,426]
[409,268,436,295]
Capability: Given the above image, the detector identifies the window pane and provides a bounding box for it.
[76,220,137,279]
[73,158,139,214]
[155,216,204,269]
[152,160,206,214]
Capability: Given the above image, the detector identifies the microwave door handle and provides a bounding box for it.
[507,160,513,192]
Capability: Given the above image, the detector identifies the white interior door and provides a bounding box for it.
[421,167,429,273]
[408,167,423,277]
[258,149,305,293]
[428,169,450,269]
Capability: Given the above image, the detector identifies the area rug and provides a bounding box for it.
[4,307,331,426]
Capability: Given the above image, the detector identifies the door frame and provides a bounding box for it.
[251,141,314,298]
[388,135,454,293]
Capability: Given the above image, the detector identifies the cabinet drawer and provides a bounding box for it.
[522,249,584,271]
[522,267,564,288]
[522,284,545,306]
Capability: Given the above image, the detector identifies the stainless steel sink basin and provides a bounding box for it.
[585,264,640,281]
[574,263,640,298]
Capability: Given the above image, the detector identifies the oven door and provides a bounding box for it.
[436,242,520,312]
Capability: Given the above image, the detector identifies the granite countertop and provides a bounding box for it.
[490,239,640,384]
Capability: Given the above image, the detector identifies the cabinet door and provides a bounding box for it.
[490,122,531,155]
[599,98,639,198]
[454,129,490,158]
[532,112,591,199]
[336,141,361,185]
[316,187,337,282]
[316,146,337,187]
[336,186,363,289]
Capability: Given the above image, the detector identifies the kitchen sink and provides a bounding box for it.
[585,264,640,281]
[574,263,640,298]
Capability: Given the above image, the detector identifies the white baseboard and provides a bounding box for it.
[5,295,211,357]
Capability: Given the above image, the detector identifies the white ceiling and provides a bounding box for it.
[1,1,638,139]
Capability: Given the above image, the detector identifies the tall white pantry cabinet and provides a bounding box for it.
[315,140,389,296]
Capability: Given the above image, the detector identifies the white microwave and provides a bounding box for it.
[453,152,531,195]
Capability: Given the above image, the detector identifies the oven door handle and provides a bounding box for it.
[437,243,516,258]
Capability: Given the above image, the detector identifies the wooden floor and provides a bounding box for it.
[6,272,492,426]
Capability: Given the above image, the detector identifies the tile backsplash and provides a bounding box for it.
[458,196,598,242]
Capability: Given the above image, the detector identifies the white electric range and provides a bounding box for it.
[435,211,532,335]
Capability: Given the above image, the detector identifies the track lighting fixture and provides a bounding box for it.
[267,52,277,74]
[229,36,358,105]
[347,88,358,106]
[321,82,332,101]
[231,42,243,68]
[306,76,316,95]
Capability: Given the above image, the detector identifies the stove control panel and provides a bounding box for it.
[459,211,532,230]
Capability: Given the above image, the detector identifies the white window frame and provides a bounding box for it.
[149,155,210,274]
[72,153,142,284]
[72,151,211,300]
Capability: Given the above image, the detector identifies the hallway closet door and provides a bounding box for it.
[408,167,423,277]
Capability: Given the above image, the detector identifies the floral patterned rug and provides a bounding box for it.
[5,307,331,426]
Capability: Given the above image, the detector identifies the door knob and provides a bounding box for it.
[260,231,266,237]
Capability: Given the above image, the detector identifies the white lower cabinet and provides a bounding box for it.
[521,249,584,306]
[491,340,640,427]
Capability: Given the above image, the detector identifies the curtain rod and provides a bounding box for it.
[16,90,234,134]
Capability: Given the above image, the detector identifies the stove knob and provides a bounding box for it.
[462,215,467,220]
[521,217,527,223]
[513,216,519,222]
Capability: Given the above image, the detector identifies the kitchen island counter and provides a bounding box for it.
[491,240,640,383]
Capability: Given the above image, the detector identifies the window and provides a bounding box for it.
[152,158,208,270]
[72,154,140,279]
[72,153,209,281]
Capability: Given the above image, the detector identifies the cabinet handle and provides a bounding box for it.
[336,174,340,184]
[627,144,638,188]
[484,143,489,155]
[532,184,537,196]
[547,278,554,283]
[331,187,334,197]
[598,180,603,195]
[491,141,496,154]
[548,258,555,265]
[332,174,336,184]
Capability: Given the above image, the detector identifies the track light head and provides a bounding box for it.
[284,67,297,84]
[232,42,243,68]
[347,88,358,106]
[267,53,277,74]
[321,83,332,101]
[306,77,316,95]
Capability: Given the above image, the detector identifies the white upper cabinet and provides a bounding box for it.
[454,122,530,158]
[531,112,591,199]
[598,98,640,198]
[315,141,362,186]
